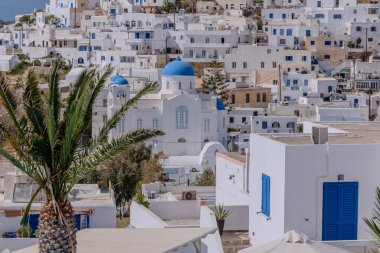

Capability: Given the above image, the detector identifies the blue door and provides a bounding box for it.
[28,214,40,237]
[322,182,358,241]
[328,86,333,93]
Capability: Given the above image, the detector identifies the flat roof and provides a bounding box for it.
[265,123,380,145]
[219,152,246,163]
[14,228,216,253]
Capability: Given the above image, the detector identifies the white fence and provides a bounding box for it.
[323,240,377,253]
[0,238,38,252]
[200,206,224,253]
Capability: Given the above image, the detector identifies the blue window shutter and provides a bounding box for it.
[87,215,91,228]
[262,121,268,129]
[306,30,311,37]
[92,33,96,39]
[323,183,340,240]
[135,33,140,39]
[340,183,358,240]
[75,215,82,231]
[261,174,270,216]
[269,13,273,19]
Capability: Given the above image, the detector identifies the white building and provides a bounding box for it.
[249,122,380,248]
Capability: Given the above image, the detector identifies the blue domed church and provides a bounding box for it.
[95,58,227,171]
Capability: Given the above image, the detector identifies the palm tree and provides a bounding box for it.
[162,1,178,31]
[0,61,164,252]
[364,187,380,246]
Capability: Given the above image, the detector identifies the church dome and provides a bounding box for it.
[111,74,122,82]
[113,76,129,85]
[162,58,195,77]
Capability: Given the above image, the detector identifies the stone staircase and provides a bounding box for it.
[221,231,251,253]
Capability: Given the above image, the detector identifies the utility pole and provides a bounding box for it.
[278,64,282,102]
[165,36,168,64]
[88,32,92,67]
[368,88,372,121]
[352,58,356,91]
[365,27,368,62]
[74,0,77,28]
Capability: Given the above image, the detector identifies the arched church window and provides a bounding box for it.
[176,106,188,129]
[178,138,186,143]
[272,122,280,128]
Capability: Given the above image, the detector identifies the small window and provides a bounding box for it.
[269,13,273,19]
[285,56,293,61]
[262,121,268,129]
[310,40,315,46]
[190,37,194,43]
[371,27,377,32]
[272,122,280,128]
[243,62,248,69]
[137,118,142,129]
[325,41,332,46]
[263,93,267,102]
[261,62,265,68]
[302,56,307,61]
[324,55,331,60]
[242,117,246,123]
[232,62,237,68]
[206,37,209,43]
[286,29,292,36]
[273,29,277,35]
[231,94,236,104]
[256,93,261,102]
[261,174,270,217]
[272,62,277,68]
[178,138,186,143]
[246,93,250,103]
[230,117,234,123]
[356,26,362,32]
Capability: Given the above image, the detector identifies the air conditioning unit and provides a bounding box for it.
[182,191,196,200]
[311,126,328,144]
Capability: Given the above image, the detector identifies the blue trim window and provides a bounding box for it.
[280,29,284,36]
[325,41,332,46]
[101,56,105,61]
[302,56,307,61]
[15,33,18,39]
[92,33,96,39]
[262,121,268,129]
[273,29,277,35]
[135,32,140,39]
[269,13,273,19]
[293,80,298,85]
[79,45,87,51]
[286,79,291,86]
[285,56,293,61]
[310,40,315,46]
[110,8,116,16]
[306,30,311,37]
[286,29,292,36]
[261,174,270,217]
[304,80,309,86]
[110,56,114,61]
[145,32,151,39]
[282,14,286,19]
[317,1,322,7]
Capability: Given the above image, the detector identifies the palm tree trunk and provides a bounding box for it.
[39,199,77,253]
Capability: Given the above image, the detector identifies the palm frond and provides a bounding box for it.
[364,187,380,246]
[48,60,61,126]
[20,185,43,226]
[97,82,157,143]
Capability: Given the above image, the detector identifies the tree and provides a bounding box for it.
[0,61,164,252]
[202,59,229,104]
[92,144,153,218]
[190,0,197,14]
[364,187,380,246]
[162,1,179,30]
[141,151,165,184]
[194,169,216,186]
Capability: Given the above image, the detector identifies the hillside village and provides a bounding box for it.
[1,0,380,252]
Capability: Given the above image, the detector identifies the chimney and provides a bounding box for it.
[311,126,328,144]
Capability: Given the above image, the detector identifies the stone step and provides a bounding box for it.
[223,244,252,253]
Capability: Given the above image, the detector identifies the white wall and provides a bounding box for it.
[0,238,38,252]
[130,201,167,228]
[149,200,201,221]
[223,205,249,231]
[0,217,21,234]
[200,206,224,253]
[249,134,286,245]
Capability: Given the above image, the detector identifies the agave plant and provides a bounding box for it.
[364,187,380,246]
[212,204,232,220]
[0,61,164,252]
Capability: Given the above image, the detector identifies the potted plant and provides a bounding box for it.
[212,204,232,236]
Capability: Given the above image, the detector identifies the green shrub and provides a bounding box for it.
[33,60,42,66]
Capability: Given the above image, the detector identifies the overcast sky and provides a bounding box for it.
[0,0,48,21]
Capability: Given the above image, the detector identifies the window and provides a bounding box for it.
[286,29,292,36]
[78,57,84,64]
[282,14,286,19]
[91,33,96,39]
[230,117,234,123]
[263,93,267,102]
[273,29,277,35]
[256,93,261,102]
[286,80,291,86]
[232,62,237,68]
[317,1,321,7]
[231,94,236,104]
[206,37,209,43]
[101,56,105,61]
[178,138,186,143]
[272,62,277,68]
[261,62,265,68]
[262,121,268,129]
[204,118,210,132]
[153,118,159,129]
[310,40,315,46]
[243,62,248,69]
[315,14,325,18]
[137,118,142,129]
[302,56,307,61]
[285,56,293,61]
[293,80,298,85]
[135,33,140,39]
[368,38,373,42]
[333,14,342,19]
[246,93,250,103]
[280,29,284,36]
[356,26,362,32]
[202,50,206,57]
[279,39,286,45]
[272,122,280,128]
[304,79,309,86]
[189,50,194,57]
[178,82,182,90]
[269,13,273,19]
[190,37,194,43]
[242,117,246,123]
[176,106,188,129]
[306,30,311,37]
[261,174,270,217]
[371,27,377,32]
[145,33,151,39]
[325,41,332,46]
[324,54,331,60]
[267,49,271,54]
